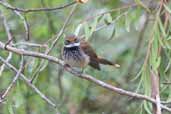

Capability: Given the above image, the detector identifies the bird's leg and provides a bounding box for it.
[81,68,85,74]
[63,64,83,75]
[72,67,83,75]
[63,64,71,71]
[64,64,70,68]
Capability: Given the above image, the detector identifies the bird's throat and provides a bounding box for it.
[64,45,80,51]
[64,42,80,48]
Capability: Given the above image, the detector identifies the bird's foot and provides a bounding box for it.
[63,64,83,75]
[72,68,83,75]
[63,64,72,71]
[64,64,71,69]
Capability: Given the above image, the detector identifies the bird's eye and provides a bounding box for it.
[65,40,70,45]
[74,39,79,43]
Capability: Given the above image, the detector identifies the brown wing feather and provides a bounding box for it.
[80,39,101,70]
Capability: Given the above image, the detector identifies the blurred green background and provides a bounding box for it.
[0,0,171,114]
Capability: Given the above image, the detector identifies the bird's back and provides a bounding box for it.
[80,39,101,70]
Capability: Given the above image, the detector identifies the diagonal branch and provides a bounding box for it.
[14,11,30,41]
[0,55,57,108]
[0,11,13,76]
[0,1,76,13]
[1,2,30,41]
[30,3,78,83]
[150,70,161,114]
[0,56,24,103]
[47,3,78,54]
[0,41,171,112]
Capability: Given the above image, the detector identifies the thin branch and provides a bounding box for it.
[40,0,56,34]
[14,11,30,40]
[162,82,171,84]
[126,13,149,80]
[57,67,64,99]
[0,11,13,76]
[1,1,30,41]
[0,41,171,112]
[0,55,57,108]
[23,16,30,41]
[47,3,78,53]
[80,3,137,24]
[95,11,129,32]
[13,42,48,48]
[0,52,12,76]
[150,70,161,114]
[79,11,130,39]
[0,55,24,103]
[30,4,78,83]
[1,10,14,45]
[0,1,76,13]
[161,100,171,104]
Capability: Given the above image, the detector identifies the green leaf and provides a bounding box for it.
[164,4,171,14]
[104,13,113,25]
[108,26,116,40]
[40,60,49,71]
[84,16,100,40]
[27,58,40,74]
[144,101,152,114]
[158,18,167,38]
[14,82,24,108]
[84,22,91,39]
[125,14,130,32]
[8,104,14,114]
[154,57,161,70]
[167,36,171,40]
[74,24,83,36]
[158,35,166,48]
[90,16,99,34]
[165,42,171,49]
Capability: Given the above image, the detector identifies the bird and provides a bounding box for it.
[62,34,120,71]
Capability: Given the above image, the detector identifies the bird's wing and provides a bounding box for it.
[80,39,101,70]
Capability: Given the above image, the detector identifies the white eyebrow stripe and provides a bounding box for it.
[64,42,80,48]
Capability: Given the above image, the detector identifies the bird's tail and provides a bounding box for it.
[98,57,120,68]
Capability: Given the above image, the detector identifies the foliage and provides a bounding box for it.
[0,0,171,114]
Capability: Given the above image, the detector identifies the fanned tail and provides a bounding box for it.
[98,57,120,68]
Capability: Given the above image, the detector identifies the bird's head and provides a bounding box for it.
[64,34,80,48]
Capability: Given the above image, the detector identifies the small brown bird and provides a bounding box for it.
[63,34,120,70]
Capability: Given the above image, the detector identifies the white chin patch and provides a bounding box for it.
[64,42,80,48]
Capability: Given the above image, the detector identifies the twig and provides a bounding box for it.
[57,54,64,99]
[1,10,14,45]
[143,1,163,69]
[12,10,30,41]
[0,41,171,112]
[13,42,48,48]
[162,82,171,84]
[95,11,129,32]
[40,0,56,34]
[0,56,24,103]
[0,56,57,108]
[1,1,30,41]
[126,13,149,80]
[47,3,78,53]
[161,100,171,104]
[150,70,161,114]
[79,11,130,39]
[23,15,30,41]
[0,52,12,76]
[0,1,76,13]
[0,11,13,76]
[80,3,137,24]
[2,14,13,41]
[30,3,78,83]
